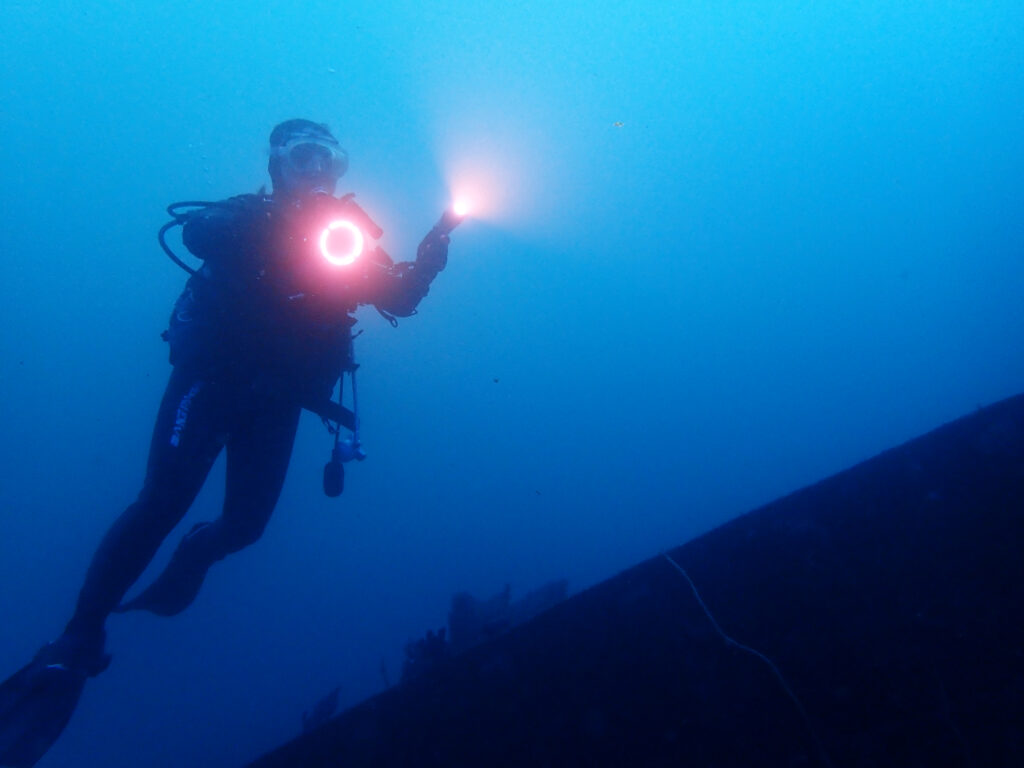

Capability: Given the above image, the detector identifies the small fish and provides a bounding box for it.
[613,121,624,128]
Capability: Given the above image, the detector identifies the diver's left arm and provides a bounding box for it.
[372,228,450,317]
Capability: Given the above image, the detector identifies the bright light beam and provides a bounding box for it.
[319,219,364,266]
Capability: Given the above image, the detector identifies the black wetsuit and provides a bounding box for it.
[65,193,446,638]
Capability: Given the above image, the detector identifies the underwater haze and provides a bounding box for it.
[1,1,1023,765]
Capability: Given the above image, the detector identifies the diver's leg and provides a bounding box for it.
[208,399,302,554]
[116,399,301,616]
[64,367,227,636]
[0,369,226,767]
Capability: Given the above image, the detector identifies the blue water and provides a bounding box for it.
[1,1,1022,765]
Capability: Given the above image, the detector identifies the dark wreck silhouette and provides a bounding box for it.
[251,394,1024,767]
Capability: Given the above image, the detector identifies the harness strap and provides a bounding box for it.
[303,398,357,432]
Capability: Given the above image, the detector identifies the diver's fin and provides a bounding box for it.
[114,565,209,616]
[114,520,214,618]
[0,638,107,768]
[114,523,213,617]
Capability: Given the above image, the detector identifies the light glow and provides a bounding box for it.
[452,199,470,217]
[433,97,557,232]
[318,219,364,266]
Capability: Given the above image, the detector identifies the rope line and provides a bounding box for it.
[662,552,835,768]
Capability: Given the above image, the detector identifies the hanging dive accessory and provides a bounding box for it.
[322,341,366,498]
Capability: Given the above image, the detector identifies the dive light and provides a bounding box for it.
[433,202,469,236]
[314,194,385,269]
[319,219,364,266]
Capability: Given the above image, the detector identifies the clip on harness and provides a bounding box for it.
[321,340,366,498]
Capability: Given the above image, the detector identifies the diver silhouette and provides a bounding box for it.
[0,118,461,767]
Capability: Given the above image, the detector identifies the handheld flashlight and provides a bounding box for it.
[434,202,469,236]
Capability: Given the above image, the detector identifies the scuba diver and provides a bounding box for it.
[0,118,461,767]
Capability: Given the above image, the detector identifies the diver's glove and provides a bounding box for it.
[377,227,449,318]
[415,229,449,274]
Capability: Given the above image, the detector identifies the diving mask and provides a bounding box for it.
[273,135,349,180]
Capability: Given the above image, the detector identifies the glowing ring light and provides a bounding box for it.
[319,219,364,266]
